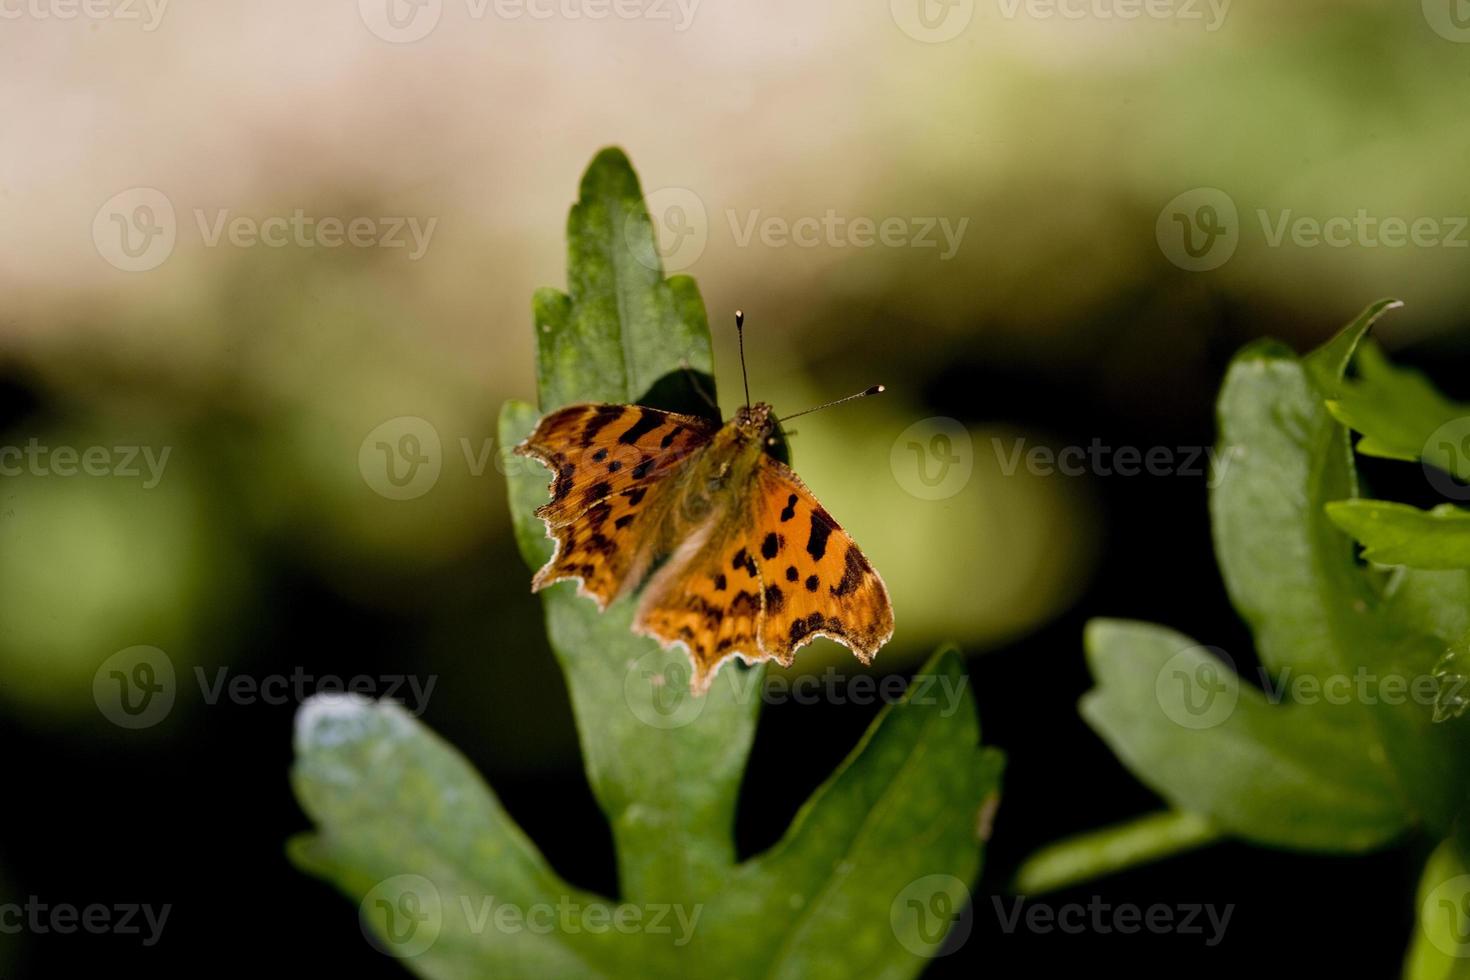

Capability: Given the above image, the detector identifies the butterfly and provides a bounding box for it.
[515,311,894,694]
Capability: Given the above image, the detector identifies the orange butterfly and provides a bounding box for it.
[515,311,894,694]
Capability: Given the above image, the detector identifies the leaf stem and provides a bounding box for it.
[1010,810,1221,895]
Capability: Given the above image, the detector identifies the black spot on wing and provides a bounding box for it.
[618,408,665,446]
[761,532,783,560]
[780,494,797,522]
[551,461,576,502]
[583,480,613,505]
[806,511,833,561]
[763,584,784,614]
[632,456,655,479]
[805,574,819,592]
[622,486,647,507]
[580,405,625,447]
[831,545,866,598]
[785,565,798,582]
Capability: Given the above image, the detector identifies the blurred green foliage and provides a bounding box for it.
[1018,301,1470,975]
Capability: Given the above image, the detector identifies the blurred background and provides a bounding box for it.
[3,0,1470,974]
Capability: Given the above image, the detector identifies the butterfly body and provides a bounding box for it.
[516,400,893,693]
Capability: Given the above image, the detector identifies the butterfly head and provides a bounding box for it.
[733,402,778,443]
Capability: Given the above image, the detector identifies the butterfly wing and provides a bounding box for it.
[633,453,893,692]
[747,456,894,665]
[632,514,768,693]
[515,403,717,608]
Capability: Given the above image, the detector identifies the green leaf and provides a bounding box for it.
[290,651,1000,977]
[501,148,759,903]
[289,695,646,977]
[1211,337,1377,680]
[1080,619,1406,850]
[533,147,714,415]
[1327,501,1470,570]
[1305,301,1470,482]
[704,650,1003,975]
[1063,303,1470,895]
[1012,810,1221,896]
[1404,840,1470,980]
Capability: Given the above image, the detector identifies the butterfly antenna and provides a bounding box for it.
[735,310,752,409]
[777,384,886,423]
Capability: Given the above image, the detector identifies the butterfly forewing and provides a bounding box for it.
[515,403,716,607]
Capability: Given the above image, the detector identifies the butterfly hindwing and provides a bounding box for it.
[633,455,892,690]
[633,517,767,693]
[515,403,716,607]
